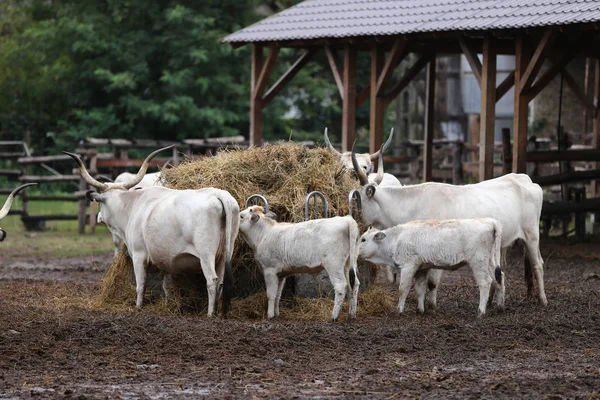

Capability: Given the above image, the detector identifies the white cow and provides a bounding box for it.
[359,219,505,316]
[64,147,239,317]
[104,171,164,255]
[0,183,37,242]
[238,206,360,321]
[352,147,547,306]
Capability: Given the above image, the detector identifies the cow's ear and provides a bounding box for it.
[374,232,386,241]
[265,211,278,221]
[86,190,106,203]
[251,213,260,223]
[366,185,376,199]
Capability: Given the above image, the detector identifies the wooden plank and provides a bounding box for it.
[542,198,600,215]
[24,195,84,201]
[369,45,385,156]
[532,169,600,186]
[527,149,600,162]
[250,44,264,147]
[376,38,407,96]
[0,169,21,176]
[519,29,557,93]
[583,57,591,136]
[0,152,26,158]
[513,35,530,173]
[458,36,482,87]
[479,36,496,181]
[593,60,600,198]
[559,65,596,112]
[205,135,245,143]
[527,48,577,100]
[384,53,432,105]
[18,154,73,164]
[423,58,436,182]
[253,45,280,100]
[495,71,514,103]
[96,158,169,168]
[21,214,81,221]
[20,175,80,182]
[356,85,370,108]
[325,46,344,99]
[342,45,357,152]
[263,49,315,105]
[502,128,512,175]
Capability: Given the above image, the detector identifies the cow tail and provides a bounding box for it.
[492,221,503,284]
[347,219,359,289]
[218,193,236,317]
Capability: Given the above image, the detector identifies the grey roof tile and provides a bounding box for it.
[223,0,600,43]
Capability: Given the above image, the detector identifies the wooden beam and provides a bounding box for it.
[423,57,436,182]
[250,44,264,147]
[253,45,280,100]
[561,67,596,113]
[532,169,600,186]
[593,59,600,198]
[583,57,591,136]
[356,85,370,108]
[325,46,344,99]
[479,36,496,181]
[341,45,357,152]
[376,38,408,96]
[495,71,514,103]
[527,149,600,162]
[369,45,385,156]
[519,29,557,94]
[542,198,600,214]
[527,49,577,100]
[384,53,432,105]
[512,35,530,173]
[458,36,482,87]
[263,49,315,105]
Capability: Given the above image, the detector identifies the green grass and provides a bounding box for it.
[1,194,114,261]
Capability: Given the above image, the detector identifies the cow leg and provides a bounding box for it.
[385,265,395,283]
[345,261,360,320]
[264,271,279,320]
[199,254,218,317]
[132,255,148,309]
[487,281,496,308]
[113,235,122,257]
[327,267,347,322]
[495,271,506,310]
[162,273,172,304]
[274,277,286,318]
[427,270,442,310]
[397,264,417,314]
[215,258,226,316]
[470,261,492,317]
[413,270,428,314]
[524,232,547,306]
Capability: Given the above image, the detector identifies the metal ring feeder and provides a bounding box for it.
[304,191,327,221]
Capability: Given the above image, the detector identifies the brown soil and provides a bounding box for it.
[0,240,599,399]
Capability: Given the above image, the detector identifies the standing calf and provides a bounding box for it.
[239,206,360,321]
[358,218,505,316]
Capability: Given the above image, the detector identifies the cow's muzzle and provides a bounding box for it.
[0,228,6,242]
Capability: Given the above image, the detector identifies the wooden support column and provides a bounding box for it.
[369,45,385,155]
[342,45,357,152]
[423,57,436,182]
[593,60,600,199]
[479,36,497,181]
[513,36,530,173]
[250,44,264,147]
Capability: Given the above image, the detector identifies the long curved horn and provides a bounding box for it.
[351,142,369,186]
[370,128,394,161]
[374,146,384,185]
[0,183,37,220]
[121,145,174,189]
[323,128,342,156]
[63,151,109,191]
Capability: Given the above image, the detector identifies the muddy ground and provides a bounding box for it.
[0,240,599,399]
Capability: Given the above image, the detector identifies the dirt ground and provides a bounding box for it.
[0,240,599,399]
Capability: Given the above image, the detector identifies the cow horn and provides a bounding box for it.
[370,128,394,161]
[121,145,174,190]
[0,183,37,220]
[63,151,109,191]
[351,142,369,186]
[323,128,341,157]
[374,145,384,185]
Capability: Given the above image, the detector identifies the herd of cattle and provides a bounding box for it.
[0,129,547,320]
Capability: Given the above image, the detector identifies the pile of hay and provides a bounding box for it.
[98,143,363,314]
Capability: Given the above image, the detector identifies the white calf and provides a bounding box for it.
[359,218,505,316]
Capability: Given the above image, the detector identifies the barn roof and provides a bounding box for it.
[223,0,600,44]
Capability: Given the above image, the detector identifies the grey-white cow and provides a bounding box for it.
[359,219,505,316]
[352,146,546,306]
[0,183,37,242]
[65,147,239,317]
[239,206,360,321]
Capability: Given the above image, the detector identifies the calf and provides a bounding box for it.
[239,206,360,321]
[358,218,505,316]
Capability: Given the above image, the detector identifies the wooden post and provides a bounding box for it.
[479,36,496,181]
[342,45,357,152]
[592,60,600,200]
[501,128,512,175]
[452,141,463,185]
[250,44,264,147]
[512,36,530,173]
[89,151,98,234]
[423,58,436,182]
[583,57,591,136]
[369,45,385,156]
[77,170,87,235]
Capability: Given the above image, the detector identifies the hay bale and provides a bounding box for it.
[98,143,369,313]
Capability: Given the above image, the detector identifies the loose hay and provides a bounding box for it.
[98,143,364,315]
